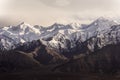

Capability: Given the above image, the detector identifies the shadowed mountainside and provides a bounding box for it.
[53,43,120,74]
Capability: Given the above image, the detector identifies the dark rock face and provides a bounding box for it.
[53,44,120,73]
[15,40,67,65]
[0,50,40,73]
[11,36,120,74]
[15,40,53,64]
[15,40,41,53]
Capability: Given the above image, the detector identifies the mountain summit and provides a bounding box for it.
[0,17,119,52]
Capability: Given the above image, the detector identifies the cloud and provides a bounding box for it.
[40,0,115,11]
[54,0,71,7]
[0,0,120,26]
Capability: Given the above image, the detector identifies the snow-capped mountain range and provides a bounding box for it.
[0,17,119,53]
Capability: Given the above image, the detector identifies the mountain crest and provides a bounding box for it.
[0,17,119,51]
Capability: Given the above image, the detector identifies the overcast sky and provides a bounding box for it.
[0,0,120,26]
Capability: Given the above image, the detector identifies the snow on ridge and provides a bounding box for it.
[0,17,119,50]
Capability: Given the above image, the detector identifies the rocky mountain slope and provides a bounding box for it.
[53,43,120,73]
[0,17,118,52]
[0,17,120,74]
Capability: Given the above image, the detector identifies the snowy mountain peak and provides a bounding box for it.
[87,17,117,32]
[50,23,66,29]
[52,23,63,26]
[17,22,33,29]
[96,17,108,21]
[92,17,116,25]
[19,22,25,25]
[69,22,81,29]
[17,22,30,27]
[0,17,120,51]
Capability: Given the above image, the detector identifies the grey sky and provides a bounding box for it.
[0,0,120,26]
